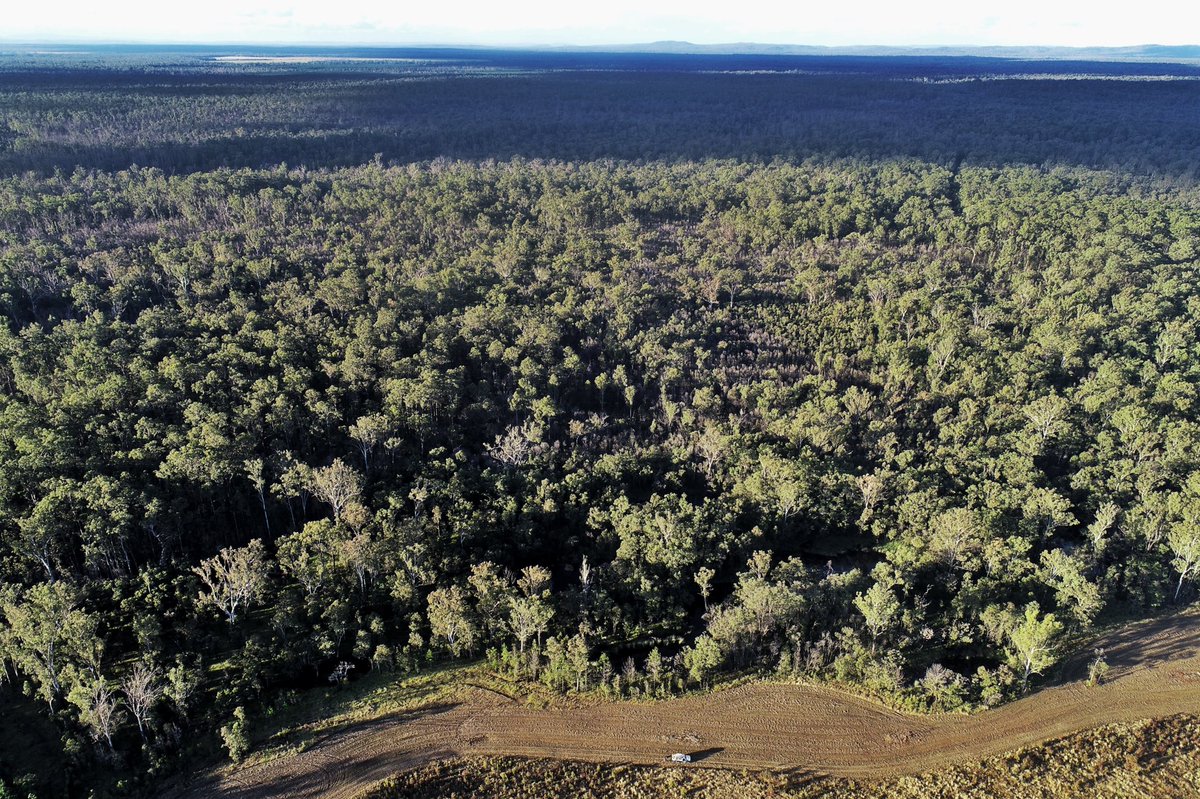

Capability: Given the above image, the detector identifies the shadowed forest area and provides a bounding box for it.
[2,47,1200,179]
[1,46,1199,798]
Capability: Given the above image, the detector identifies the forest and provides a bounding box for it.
[1,47,1200,798]
[2,47,1200,179]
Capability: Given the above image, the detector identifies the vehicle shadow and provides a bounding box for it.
[687,746,725,761]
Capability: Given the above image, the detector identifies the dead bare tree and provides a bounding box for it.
[307,459,363,523]
[193,539,269,624]
[77,679,125,754]
[121,662,162,742]
[487,423,534,468]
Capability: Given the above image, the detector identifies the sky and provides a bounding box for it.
[4,0,1198,48]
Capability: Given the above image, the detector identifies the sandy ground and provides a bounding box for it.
[165,607,1200,798]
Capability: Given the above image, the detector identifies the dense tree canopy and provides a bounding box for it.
[1,48,1199,798]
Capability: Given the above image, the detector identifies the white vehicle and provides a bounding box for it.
[669,753,691,763]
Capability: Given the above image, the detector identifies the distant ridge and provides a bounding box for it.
[550,41,1200,62]
[4,39,1200,65]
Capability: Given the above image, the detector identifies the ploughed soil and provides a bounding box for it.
[165,607,1200,799]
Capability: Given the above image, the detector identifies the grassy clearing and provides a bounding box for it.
[359,714,1200,799]
[235,662,566,768]
[237,665,467,767]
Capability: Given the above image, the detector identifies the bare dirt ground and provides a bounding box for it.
[167,607,1200,798]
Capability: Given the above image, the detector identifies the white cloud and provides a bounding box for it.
[5,0,1197,46]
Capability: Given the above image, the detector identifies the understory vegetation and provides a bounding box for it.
[1,48,1199,797]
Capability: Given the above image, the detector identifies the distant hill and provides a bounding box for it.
[553,41,1200,62]
[3,39,1200,64]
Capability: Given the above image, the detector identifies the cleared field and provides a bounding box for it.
[364,714,1200,799]
[166,607,1200,799]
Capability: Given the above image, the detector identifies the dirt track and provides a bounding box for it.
[168,608,1200,798]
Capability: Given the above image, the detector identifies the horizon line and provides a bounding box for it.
[2,39,1199,52]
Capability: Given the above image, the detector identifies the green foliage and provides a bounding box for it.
[220,706,251,763]
[1167,501,1200,600]
[1006,603,1065,683]
[0,582,101,709]
[854,582,901,653]
[427,586,477,657]
[1087,649,1111,687]
[684,635,722,687]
